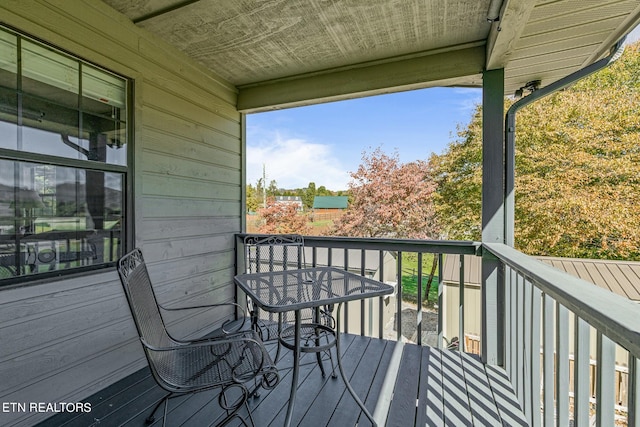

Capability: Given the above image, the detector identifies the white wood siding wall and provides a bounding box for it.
[0,1,242,426]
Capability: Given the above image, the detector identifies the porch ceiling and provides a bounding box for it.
[103,0,640,112]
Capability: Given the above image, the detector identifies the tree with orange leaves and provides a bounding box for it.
[331,148,439,239]
[257,198,311,235]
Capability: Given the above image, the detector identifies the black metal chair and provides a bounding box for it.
[117,248,278,427]
[243,234,336,378]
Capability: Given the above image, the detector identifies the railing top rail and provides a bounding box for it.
[236,233,481,255]
[484,242,640,358]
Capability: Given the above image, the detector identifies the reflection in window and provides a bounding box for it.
[0,26,129,283]
[0,31,127,165]
[0,160,123,279]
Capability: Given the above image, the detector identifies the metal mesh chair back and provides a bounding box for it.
[243,235,313,342]
[118,248,173,350]
[117,249,279,426]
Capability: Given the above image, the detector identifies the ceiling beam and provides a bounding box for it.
[133,0,204,24]
[485,0,536,71]
[237,45,485,113]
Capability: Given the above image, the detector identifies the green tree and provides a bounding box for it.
[267,179,279,197]
[432,42,640,260]
[246,184,260,213]
[316,186,333,196]
[302,182,316,210]
[430,112,483,241]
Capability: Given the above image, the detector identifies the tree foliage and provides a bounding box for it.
[432,42,640,259]
[430,109,483,241]
[257,197,311,234]
[246,184,260,213]
[331,148,439,239]
[302,182,316,210]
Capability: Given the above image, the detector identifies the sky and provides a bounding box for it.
[246,26,640,192]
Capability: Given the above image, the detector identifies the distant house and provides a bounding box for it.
[312,196,348,221]
[275,196,303,211]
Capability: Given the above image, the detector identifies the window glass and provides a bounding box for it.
[81,65,127,166]
[0,32,17,151]
[21,93,80,156]
[0,88,18,150]
[0,159,124,279]
[80,112,127,165]
[82,65,126,111]
[0,26,129,283]
[0,35,127,165]
[0,30,17,85]
[22,39,79,102]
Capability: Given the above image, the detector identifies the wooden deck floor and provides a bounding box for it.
[37,334,527,427]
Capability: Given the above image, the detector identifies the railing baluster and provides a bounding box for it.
[556,303,570,426]
[523,277,532,422]
[344,248,349,334]
[531,286,542,427]
[507,266,516,382]
[417,252,423,346]
[516,272,524,407]
[437,253,443,349]
[458,254,464,352]
[543,294,555,427]
[396,251,403,341]
[361,249,366,337]
[574,317,590,425]
[629,354,639,427]
[596,333,616,427]
[378,250,384,339]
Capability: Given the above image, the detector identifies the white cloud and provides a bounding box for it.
[626,25,640,44]
[247,135,351,191]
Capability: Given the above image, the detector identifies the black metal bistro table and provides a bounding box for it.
[234,266,394,427]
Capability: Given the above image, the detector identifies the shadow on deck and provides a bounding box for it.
[37,335,527,426]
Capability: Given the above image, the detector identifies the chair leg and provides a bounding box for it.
[315,350,327,378]
[326,347,338,379]
[216,384,253,427]
[241,399,256,427]
[146,392,172,425]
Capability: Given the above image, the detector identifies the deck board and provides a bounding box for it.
[298,335,369,427]
[417,345,445,427]
[268,334,360,427]
[36,335,527,427]
[440,348,474,425]
[485,364,529,426]
[386,343,422,426]
[339,338,393,427]
[460,352,503,426]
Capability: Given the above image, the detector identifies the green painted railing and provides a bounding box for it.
[485,243,640,427]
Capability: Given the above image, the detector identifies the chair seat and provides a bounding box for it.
[149,330,270,392]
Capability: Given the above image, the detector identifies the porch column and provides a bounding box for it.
[481,68,505,365]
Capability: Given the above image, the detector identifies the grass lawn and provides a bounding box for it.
[401,252,441,307]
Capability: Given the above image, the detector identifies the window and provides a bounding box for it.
[0,27,129,283]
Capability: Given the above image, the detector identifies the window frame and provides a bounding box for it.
[0,25,134,287]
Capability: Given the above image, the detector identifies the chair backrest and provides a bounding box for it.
[117,248,173,350]
[244,234,305,273]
